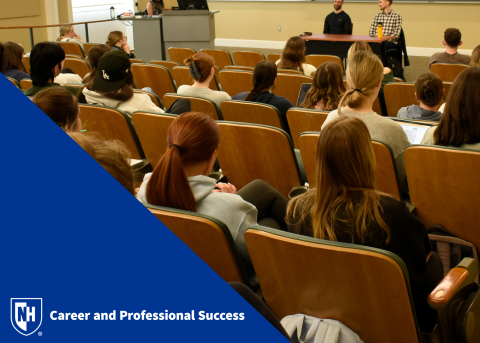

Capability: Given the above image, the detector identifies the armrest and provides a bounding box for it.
[428,268,469,309]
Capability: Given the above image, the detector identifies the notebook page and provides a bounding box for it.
[399,123,430,144]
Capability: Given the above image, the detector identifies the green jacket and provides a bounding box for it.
[24,83,79,97]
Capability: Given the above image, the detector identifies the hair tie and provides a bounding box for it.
[353,88,362,93]
[188,61,202,81]
[172,144,183,155]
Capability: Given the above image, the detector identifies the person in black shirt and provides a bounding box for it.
[323,0,352,35]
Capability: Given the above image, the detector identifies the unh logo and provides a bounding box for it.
[11,298,42,336]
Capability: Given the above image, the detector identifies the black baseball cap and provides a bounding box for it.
[93,50,131,92]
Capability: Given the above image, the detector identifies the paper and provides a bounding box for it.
[399,123,430,144]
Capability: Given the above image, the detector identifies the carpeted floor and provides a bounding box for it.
[216,46,430,82]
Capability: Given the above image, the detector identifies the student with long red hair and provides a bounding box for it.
[137,112,288,282]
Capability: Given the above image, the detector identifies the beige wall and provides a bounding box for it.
[58,0,73,23]
[0,0,49,50]
[209,1,480,49]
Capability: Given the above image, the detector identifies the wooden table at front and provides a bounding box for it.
[302,34,395,64]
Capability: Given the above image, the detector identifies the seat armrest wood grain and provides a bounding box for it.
[428,268,469,307]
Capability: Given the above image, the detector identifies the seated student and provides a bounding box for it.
[81,50,190,115]
[232,60,294,134]
[276,36,316,76]
[33,88,82,132]
[137,112,289,282]
[300,62,345,110]
[321,51,410,197]
[470,45,480,67]
[348,41,394,116]
[69,133,135,195]
[106,31,135,59]
[82,44,111,84]
[24,42,79,97]
[56,25,85,51]
[421,67,480,150]
[397,73,444,121]
[286,115,443,332]
[2,41,30,82]
[429,28,470,67]
[177,53,231,108]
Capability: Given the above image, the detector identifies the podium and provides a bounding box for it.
[162,10,217,57]
[132,17,165,61]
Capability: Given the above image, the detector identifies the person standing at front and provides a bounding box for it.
[324,0,352,35]
[369,0,402,50]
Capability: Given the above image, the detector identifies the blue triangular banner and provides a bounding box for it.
[0,75,289,342]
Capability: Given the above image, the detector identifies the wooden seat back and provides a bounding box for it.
[297,132,320,187]
[275,74,313,104]
[286,108,329,147]
[200,49,233,69]
[306,54,343,71]
[221,100,284,129]
[244,227,421,343]
[130,58,145,64]
[163,93,222,120]
[79,104,145,159]
[131,64,176,100]
[20,78,33,90]
[58,41,85,58]
[22,56,30,74]
[278,69,303,75]
[224,65,254,72]
[83,43,102,56]
[232,51,266,67]
[405,146,480,252]
[64,58,91,78]
[267,53,281,62]
[384,83,417,117]
[217,121,302,197]
[218,70,252,97]
[168,47,196,65]
[147,204,249,285]
[149,60,181,73]
[430,63,468,82]
[171,66,219,91]
[7,77,20,88]
[131,111,177,168]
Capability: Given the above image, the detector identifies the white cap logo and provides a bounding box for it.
[102,70,110,80]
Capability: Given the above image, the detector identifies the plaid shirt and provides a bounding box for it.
[369,10,402,43]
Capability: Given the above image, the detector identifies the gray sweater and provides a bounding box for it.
[397,105,442,121]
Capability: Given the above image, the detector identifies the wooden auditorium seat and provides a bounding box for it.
[20,78,33,90]
[22,56,30,74]
[218,69,252,97]
[163,93,222,120]
[149,60,182,73]
[224,65,254,72]
[267,53,281,62]
[58,41,85,58]
[277,69,303,75]
[168,47,196,65]
[384,83,417,117]
[221,100,284,129]
[7,77,20,88]
[64,57,91,78]
[286,108,329,147]
[430,63,468,82]
[232,51,266,67]
[200,49,233,69]
[83,43,102,56]
[129,58,145,64]
[171,66,220,91]
[130,64,176,100]
[305,54,343,71]
[274,74,313,104]
[216,121,303,197]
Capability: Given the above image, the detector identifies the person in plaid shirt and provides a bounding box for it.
[369,0,402,50]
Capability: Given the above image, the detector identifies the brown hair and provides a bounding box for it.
[33,87,80,130]
[278,36,306,72]
[301,62,345,110]
[470,45,480,67]
[69,133,135,195]
[106,31,124,47]
[80,68,134,103]
[146,112,220,211]
[444,28,462,47]
[286,116,391,244]
[347,41,372,59]
[414,73,443,107]
[338,51,383,115]
[82,44,111,85]
[2,41,24,72]
[57,24,72,41]
[184,53,214,83]
[245,60,277,101]
[434,67,480,147]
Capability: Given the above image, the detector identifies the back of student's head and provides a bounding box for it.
[83,44,111,85]
[414,73,443,107]
[33,87,80,131]
[146,112,220,211]
[444,28,462,47]
[245,60,277,101]
[279,36,306,72]
[57,24,72,41]
[69,133,135,195]
[470,45,480,67]
[286,116,391,243]
[301,62,345,110]
[434,67,480,147]
[347,41,372,59]
[184,52,214,83]
[30,42,65,87]
[338,51,383,114]
[106,31,123,47]
[2,41,24,73]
